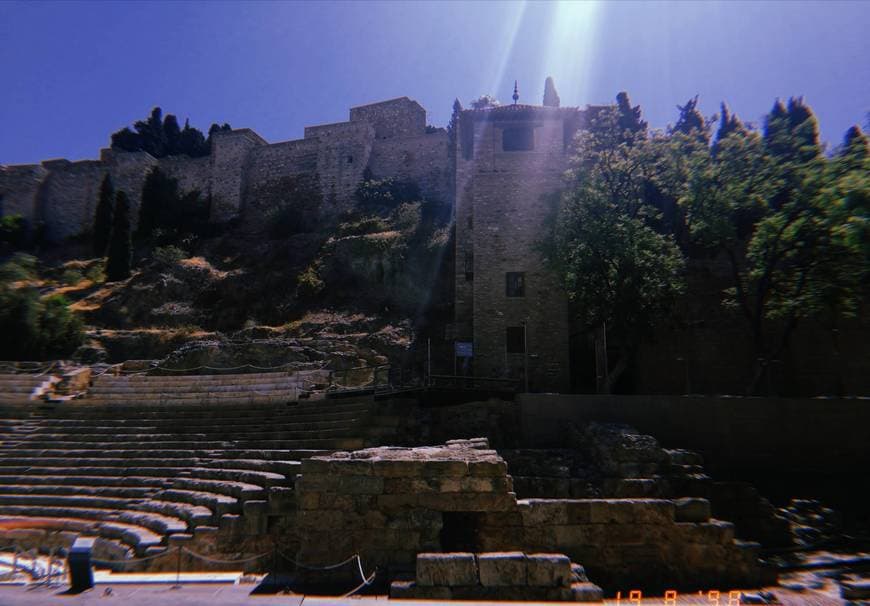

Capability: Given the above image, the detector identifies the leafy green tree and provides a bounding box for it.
[178,118,208,156]
[681,110,868,393]
[548,107,686,393]
[110,109,225,158]
[106,191,132,282]
[93,174,115,257]
[137,167,209,242]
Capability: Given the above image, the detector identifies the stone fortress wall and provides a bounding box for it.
[0,97,450,240]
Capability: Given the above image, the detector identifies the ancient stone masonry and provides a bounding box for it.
[452,103,595,392]
[0,96,449,241]
[294,438,765,592]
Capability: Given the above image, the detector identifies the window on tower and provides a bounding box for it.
[506,272,525,297]
[502,127,534,151]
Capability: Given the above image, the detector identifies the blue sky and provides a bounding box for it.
[1,0,867,165]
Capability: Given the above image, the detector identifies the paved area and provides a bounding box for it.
[0,583,852,606]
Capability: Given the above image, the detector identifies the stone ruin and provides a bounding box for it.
[294,438,766,595]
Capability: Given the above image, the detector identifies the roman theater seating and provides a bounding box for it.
[0,370,371,562]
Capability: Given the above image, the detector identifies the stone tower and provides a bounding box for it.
[452,80,587,392]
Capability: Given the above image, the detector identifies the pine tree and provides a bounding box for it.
[93,174,115,257]
[672,96,708,143]
[615,92,647,140]
[179,118,207,156]
[543,77,560,107]
[842,125,868,160]
[715,102,747,145]
[106,191,132,282]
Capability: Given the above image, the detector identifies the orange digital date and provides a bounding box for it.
[613,589,742,604]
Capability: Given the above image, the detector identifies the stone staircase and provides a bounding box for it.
[0,370,372,562]
[0,373,59,405]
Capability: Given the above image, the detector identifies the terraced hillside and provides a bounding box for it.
[0,371,375,562]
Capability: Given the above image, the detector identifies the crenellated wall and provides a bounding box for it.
[0,96,446,243]
[0,164,47,225]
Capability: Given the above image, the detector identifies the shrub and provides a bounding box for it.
[0,285,84,360]
[296,263,324,299]
[354,177,420,214]
[84,260,105,284]
[0,214,28,251]
[60,268,84,286]
[336,216,389,237]
[392,202,422,234]
[152,245,187,267]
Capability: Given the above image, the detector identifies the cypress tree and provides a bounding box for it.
[715,102,747,144]
[615,91,647,141]
[163,114,182,156]
[672,96,708,143]
[543,77,561,107]
[93,174,115,257]
[106,191,132,282]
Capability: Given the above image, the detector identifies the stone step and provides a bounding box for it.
[0,504,187,536]
[0,483,157,499]
[6,428,358,445]
[0,514,164,554]
[0,473,267,504]
[35,403,371,420]
[156,489,239,516]
[0,465,286,487]
[17,416,360,434]
[3,437,366,451]
[0,448,332,461]
[0,493,213,527]
[204,458,301,476]
[167,477,266,501]
[96,370,302,383]
[0,474,168,489]
[78,394,295,406]
[92,376,305,388]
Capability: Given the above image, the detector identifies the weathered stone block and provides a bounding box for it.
[372,459,425,477]
[219,514,241,534]
[674,497,711,522]
[478,551,527,587]
[338,475,384,495]
[296,491,320,510]
[423,460,469,477]
[526,553,571,587]
[469,459,508,477]
[588,499,673,525]
[572,581,604,602]
[416,552,478,587]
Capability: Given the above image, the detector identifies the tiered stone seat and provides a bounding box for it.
[81,370,325,406]
[0,377,371,560]
[0,373,58,405]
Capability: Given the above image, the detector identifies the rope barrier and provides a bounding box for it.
[91,547,175,566]
[181,547,270,565]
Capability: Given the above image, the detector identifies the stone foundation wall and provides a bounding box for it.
[292,439,764,591]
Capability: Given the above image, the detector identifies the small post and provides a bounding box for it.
[524,328,529,393]
[427,338,431,387]
[172,545,182,589]
[67,537,95,593]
